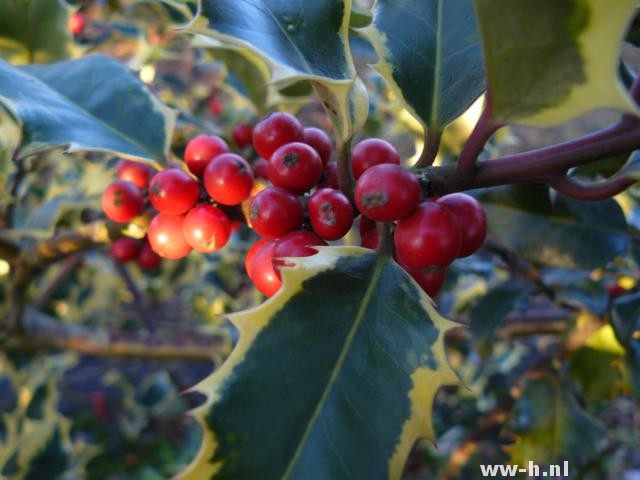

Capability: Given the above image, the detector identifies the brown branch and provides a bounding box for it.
[0,234,20,259]
[32,253,84,309]
[456,96,501,178]
[336,138,356,204]
[2,309,229,362]
[415,127,441,168]
[546,172,638,201]
[114,262,158,333]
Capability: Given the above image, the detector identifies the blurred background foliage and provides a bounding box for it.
[0,0,639,478]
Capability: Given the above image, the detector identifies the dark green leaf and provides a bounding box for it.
[611,293,640,394]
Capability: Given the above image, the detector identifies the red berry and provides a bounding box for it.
[250,241,281,297]
[352,138,400,179]
[272,231,326,269]
[110,237,141,263]
[137,240,162,270]
[209,98,224,116]
[183,204,231,253]
[268,142,323,194]
[149,169,199,215]
[395,202,461,268]
[184,135,229,177]
[245,238,270,279]
[252,112,304,160]
[398,259,447,297]
[232,123,253,149]
[438,193,487,258]
[68,13,85,35]
[318,163,339,189]
[204,153,254,205]
[115,159,156,189]
[355,164,420,221]
[147,213,192,259]
[102,180,144,223]
[360,217,379,249]
[249,187,303,239]
[303,127,332,166]
[252,158,269,179]
[308,188,354,240]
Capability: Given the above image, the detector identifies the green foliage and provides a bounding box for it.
[612,293,640,393]
[363,0,485,131]
[0,55,175,162]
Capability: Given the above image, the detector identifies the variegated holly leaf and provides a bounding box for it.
[0,54,175,162]
[179,247,458,480]
[0,0,71,65]
[361,0,485,131]
[189,0,368,143]
[474,0,638,126]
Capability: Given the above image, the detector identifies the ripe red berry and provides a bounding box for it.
[395,202,461,268]
[250,241,281,297]
[249,187,303,239]
[318,162,339,189]
[245,238,270,280]
[359,217,379,249]
[68,13,85,35]
[303,127,332,166]
[209,98,224,116]
[252,158,269,179]
[184,134,229,177]
[102,180,144,223]
[203,153,254,205]
[252,112,304,160]
[352,138,400,179]
[149,169,199,215]
[232,123,253,149]
[137,240,162,270]
[355,164,420,221]
[110,237,141,263]
[183,204,231,253]
[272,231,326,272]
[308,188,354,240]
[438,193,487,258]
[268,142,323,194]
[115,159,156,189]
[397,259,447,298]
[147,213,192,259]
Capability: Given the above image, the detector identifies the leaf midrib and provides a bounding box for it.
[429,0,444,129]
[281,254,387,479]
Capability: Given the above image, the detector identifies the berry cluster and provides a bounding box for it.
[101,110,487,299]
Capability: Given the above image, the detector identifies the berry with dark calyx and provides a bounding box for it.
[308,188,354,240]
[360,217,379,249]
[355,164,420,221]
[252,112,304,160]
[149,169,199,215]
[250,241,281,297]
[68,13,85,35]
[249,187,303,239]
[437,193,487,258]
[352,138,400,179]
[185,134,229,177]
[252,158,269,179]
[147,213,192,259]
[203,153,254,206]
[395,201,461,268]
[110,237,141,263]
[245,238,270,279]
[232,123,254,149]
[102,180,144,223]
[272,231,326,276]
[397,259,447,298]
[268,142,323,194]
[115,159,156,189]
[303,127,332,166]
[183,204,231,253]
[318,162,339,190]
[137,240,162,270]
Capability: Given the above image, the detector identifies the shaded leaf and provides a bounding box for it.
[474,0,637,126]
[0,55,175,162]
[611,292,640,394]
[507,375,606,465]
[180,247,458,479]
[362,0,485,130]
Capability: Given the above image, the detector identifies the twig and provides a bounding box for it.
[415,127,441,168]
[32,253,84,309]
[336,138,356,203]
[456,96,500,178]
[546,172,637,201]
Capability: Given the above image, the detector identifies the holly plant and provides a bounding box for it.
[1,0,640,479]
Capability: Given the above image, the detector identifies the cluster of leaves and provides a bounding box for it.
[0,0,639,479]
